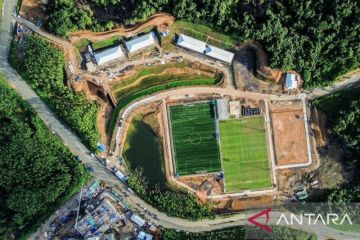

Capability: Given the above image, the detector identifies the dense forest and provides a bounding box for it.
[161,225,315,240]
[46,0,114,36]
[45,0,360,87]
[0,75,88,239]
[314,88,360,203]
[9,35,100,151]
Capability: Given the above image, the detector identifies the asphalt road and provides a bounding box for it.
[1,1,360,239]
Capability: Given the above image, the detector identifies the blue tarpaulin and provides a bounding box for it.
[97,143,106,152]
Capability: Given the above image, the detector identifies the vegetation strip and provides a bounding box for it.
[0,74,89,239]
[9,35,100,151]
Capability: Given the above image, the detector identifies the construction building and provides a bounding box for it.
[175,34,234,64]
[215,98,229,120]
[125,32,157,55]
[77,198,122,238]
[94,45,126,66]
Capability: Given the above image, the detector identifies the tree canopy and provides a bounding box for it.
[128,168,214,220]
[45,0,360,86]
[9,35,100,151]
[46,0,114,36]
[0,75,87,238]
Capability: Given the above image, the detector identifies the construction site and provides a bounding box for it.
[16,0,323,213]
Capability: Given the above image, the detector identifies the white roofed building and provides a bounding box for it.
[285,73,298,90]
[175,34,234,64]
[94,45,125,66]
[125,32,157,54]
[176,34,207,55]
[130,213,145,227]
[205,45,234,64]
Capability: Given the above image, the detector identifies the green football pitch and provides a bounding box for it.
[219,117,272,192]
[169,102,222,175]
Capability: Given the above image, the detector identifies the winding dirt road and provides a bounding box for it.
[69,13,175,44]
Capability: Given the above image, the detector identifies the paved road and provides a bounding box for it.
[2,1,360,239]
[308,72,360,99]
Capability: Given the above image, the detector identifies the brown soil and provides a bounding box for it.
[270,101,308,166]
[19,0,46,23]
[69,13,175,44]
[214,195,274,211]
[97,103,113,146]
[311,108,329,148]
[178,175,224,196]
[257,67,283,83]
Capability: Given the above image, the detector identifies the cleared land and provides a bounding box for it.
[169,102,221,175]
[219,117,272,191]
[270,101,308,166]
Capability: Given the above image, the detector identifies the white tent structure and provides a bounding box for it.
[94,45,125,66]
[205,45,234,64]
[176,34,207,55]
[125,32,157,54]
[285,73,298,89]
[176,34,234,64]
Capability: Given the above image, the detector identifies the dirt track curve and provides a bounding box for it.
[69,13,175,44]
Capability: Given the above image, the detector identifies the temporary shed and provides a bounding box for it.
[176,34,207,55]
[125,32,157,54]
[205,45,234,64]
[94,46,125,66]
[130,214,145,227]
[285,73,298,89]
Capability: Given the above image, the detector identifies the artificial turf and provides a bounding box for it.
[219,117,272,192]
[169,102,222,175]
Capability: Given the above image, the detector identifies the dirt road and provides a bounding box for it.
[69,13,175,44]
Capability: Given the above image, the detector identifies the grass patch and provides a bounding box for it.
[169,102,221,175]
[112,62,188,91]
[162,20,237,51]
[114,73,219,99]
[108,76,221,138]
[92,36,123,50]
[219,117,272,191]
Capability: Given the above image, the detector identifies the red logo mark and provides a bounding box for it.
[248,208,273,233]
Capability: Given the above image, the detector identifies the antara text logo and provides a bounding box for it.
[247,208,353,233]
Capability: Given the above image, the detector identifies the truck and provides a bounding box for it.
[114,169,128,183]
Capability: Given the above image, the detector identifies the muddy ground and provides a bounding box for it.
[270,100,308,166]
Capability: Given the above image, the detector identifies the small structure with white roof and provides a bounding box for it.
[284,73,298,90]
[125,32,157,55]
[215,98,229,121]
[137,231,153,240]
[94,45,126,66]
